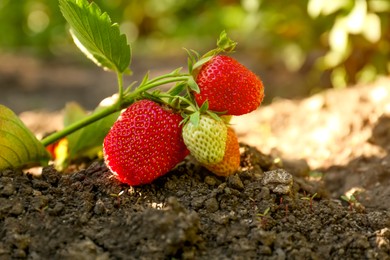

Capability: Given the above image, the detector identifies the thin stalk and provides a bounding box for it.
[150,72,187,83]
[41,105,119,146]
[157,93,197,111]
[40,74,190,147]
[122,76,190,105]
[117,72,124,104]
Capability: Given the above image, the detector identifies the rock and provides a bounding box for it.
[227,175,244,191]
[94,199,106,215]
[261,169,293,195]
[59,237,109,260]
[204,197,219,212]
[1,182,15,196]
[204,176,217,186]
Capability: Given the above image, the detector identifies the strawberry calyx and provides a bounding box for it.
[187,31,238,75]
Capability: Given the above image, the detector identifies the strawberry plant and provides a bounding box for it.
[257,207,271,229]
[0,0,265,185]
[300,192,318,212]
[341,194,364,212]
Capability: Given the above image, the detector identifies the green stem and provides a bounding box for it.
[157,93,197,111]
[150,72,186,83]
[117,72,124,103]
[40,74,190,147]
[122,75,190,105]
[41,105,119,146]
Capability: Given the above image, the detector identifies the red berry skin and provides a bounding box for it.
[103,100,189,186]
[194,55,264,116]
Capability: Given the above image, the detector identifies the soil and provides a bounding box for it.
[1,56,390,259]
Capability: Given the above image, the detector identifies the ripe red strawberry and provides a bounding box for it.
[103,100,189,186]
[204,127,240,176]
[194,55,264,116]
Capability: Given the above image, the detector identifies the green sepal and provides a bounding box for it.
[140,71,150,87]
[206,111,223,122]
[220,115,233,124]
[168,82,187,96]
[201,30,238,59]
[0,105,50,170]
[187,76,200,93]
[185,31,236,74]
[180,113,190,126]
[123,81,137,95]
[192,56,213,71]
[169,97,180,109]
[170,67,183,76]
[189,111,200,127]
[141,91,164,105]
[199,100,209,113]
[217,30,238,53]
[184,48,200,73]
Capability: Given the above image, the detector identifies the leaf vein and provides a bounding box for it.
[0,116,39,158]
[0,129,31,161]
[0,143,22,166]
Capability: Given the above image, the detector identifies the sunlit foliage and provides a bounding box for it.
[0,0,388,89]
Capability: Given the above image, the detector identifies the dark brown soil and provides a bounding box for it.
[1,55,390,259]
[1,145,389,259]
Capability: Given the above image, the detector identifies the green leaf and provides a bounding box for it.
[340,195,350,202]
[59,0,131,73]
[0,105,50,170]
[187,76,200,93]
[65,100,120,159]
[63,102,86,127]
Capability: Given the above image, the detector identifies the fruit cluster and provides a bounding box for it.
[103,54,264,186]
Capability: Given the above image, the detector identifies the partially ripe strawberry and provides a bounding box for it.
[103,100,189,186]
[204,127,240,176]
[182,115,227,165]
[194,55,264,116]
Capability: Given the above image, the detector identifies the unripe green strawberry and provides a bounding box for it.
[204,127,240,176]
[182,115,227,165]
[194,55,264,116]
[103,100,189,186]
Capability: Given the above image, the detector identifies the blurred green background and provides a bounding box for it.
[1,0,389,112]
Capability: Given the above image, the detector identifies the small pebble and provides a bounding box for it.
[204,197,219,212]
[262,169,293,195]
[204,176,217,186]
[94,199,106,215]
[1,183,15,196]
[10,201,24,215]
[227,175,244,191]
